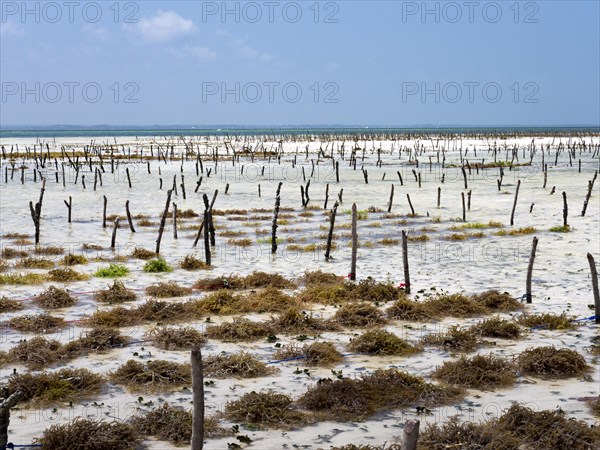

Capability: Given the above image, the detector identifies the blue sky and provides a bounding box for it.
[1,1,598,127]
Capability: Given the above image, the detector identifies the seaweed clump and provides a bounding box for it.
[432,354,517,389]
[146,281,192,298]
[297,368,463,421]
[145,326,206,350]
[130,403,230,444]
[419,404,600,450]
[224,391,308,428]
[7,368,104,406]
[517,346,590,378]
[203,351,276,378]
[348,329,420,356]
[94,280,137,304]
[109,360,191,391]
[33,286,77,309]
[34,418,140,450]
[333,302,387,327]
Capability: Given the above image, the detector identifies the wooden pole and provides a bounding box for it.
[403,419,420,450]
[63,196,72,223]
[191,346,205,450]
[387,184,394,213]
[125,200,136,232]
[102,195,107,229]
[526,236,538,304]
[173,202,178,239]
[111,218,119,249]
[325,201,338,260]
[192,220,205,248]
[587,253,600,324]
[271,193,280,254]
[461,192,466,222]
[510,179,521,226]
[437,187,441,208]
[203,210,211,266]
[29,178,46,244]
[582,171,597,217]
[402,230,411,294]
[0,390,22,450]
[406,193,415,216]
[562,192,568,227]
[155,189,173,254]
[350,203,358,281]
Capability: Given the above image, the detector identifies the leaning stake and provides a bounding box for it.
[526,236,538,304]
[510,179,521,226]
[587,253,600,324]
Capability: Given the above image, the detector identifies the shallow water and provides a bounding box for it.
[0,134,598,448]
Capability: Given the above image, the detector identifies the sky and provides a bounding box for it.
[0,0,599,127]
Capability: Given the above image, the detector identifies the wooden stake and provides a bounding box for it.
[110,218,119,249]
[0,390,22,449]
[203,210,211,266]
[155,189,173,254]
[582,171,597,217]
[562,191,568,227]
[526,236,538,304]
[403,419,420,450]
[63,196,72,223]
[29,178,46,244]
[510,179,521,226]
[271,192,281,254]
[173,202,178,239]
[587,253,600,324]
[126,167,132,188]
[191,346,205,450]
[437,187,441,208]
[125,200,136,232]
[387,184,394,213]
[406,193,415,215]
[402,230,411,294]
[325,201,338,260]
[350,203,358,281]
[102,195,107,228]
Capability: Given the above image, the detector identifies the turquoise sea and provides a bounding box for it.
[1,126,599,139]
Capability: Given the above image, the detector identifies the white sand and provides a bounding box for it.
[0,133,598,448]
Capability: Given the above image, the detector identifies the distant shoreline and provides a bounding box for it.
[1,125,599,139]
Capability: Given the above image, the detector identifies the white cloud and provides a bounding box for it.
[170,45,216,61]
[82,24,111,41]
[217,30,273,62]
[0,20,24,37]
[126,10,195,42]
